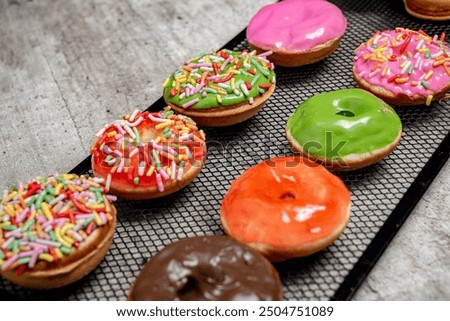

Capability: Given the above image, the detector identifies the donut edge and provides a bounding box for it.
[285,124,403,172]
[353,65,450,106]
[166,84,275,127]
[221,203,351,263]
[0,204,117,289]
[248,36,343,68]
[92,153,207,200]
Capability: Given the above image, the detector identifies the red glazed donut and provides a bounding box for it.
[220,156,351,262]
[90,108,206,199]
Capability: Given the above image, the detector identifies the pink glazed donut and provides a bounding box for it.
[246,0,347,67]
[353,28,450,106]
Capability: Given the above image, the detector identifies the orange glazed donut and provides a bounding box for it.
[220,156,351,262]
[91,108,206,199]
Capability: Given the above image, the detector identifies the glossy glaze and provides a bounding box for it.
[247,0,347,51]
[129,235,282,301]
[287,89,402,158]
[221,157,350,249]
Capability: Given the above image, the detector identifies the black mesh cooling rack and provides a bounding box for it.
[1,0,450,301]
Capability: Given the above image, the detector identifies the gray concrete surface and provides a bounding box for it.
[0,0,449,300]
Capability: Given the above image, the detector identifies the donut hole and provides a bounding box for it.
[139,128,157,144]
[335,110,355,117]
[177,276,201,299]
[333,95,368,117]
[280,192,296,200]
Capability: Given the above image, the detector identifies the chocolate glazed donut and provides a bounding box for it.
[128,235,283,300]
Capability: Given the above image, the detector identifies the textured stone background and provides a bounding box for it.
[0,0,449,300]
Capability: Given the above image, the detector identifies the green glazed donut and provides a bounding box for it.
[162,49,276,127]
[286,89,402,171]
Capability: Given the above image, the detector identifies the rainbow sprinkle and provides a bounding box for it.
[0,174,115,273]
[163,49,275,109]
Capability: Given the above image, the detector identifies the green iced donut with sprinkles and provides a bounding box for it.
[163,49,276,127]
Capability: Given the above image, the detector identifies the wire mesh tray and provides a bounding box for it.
[1,0,450,300]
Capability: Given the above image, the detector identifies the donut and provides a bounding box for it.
[286,89,402,171]
[0,174,117,289]
[128,235,283,300]
[220,156,351,262]
[246,0,347,67]
[353,28,450,106]
[404,0,450,21]
[162,49,276,127]
[91,108,206,199]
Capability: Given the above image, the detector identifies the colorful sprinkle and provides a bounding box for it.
[156,173,163,192]
[129,109,139,123]
[421,80,430,89]
[182,98,200,109]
